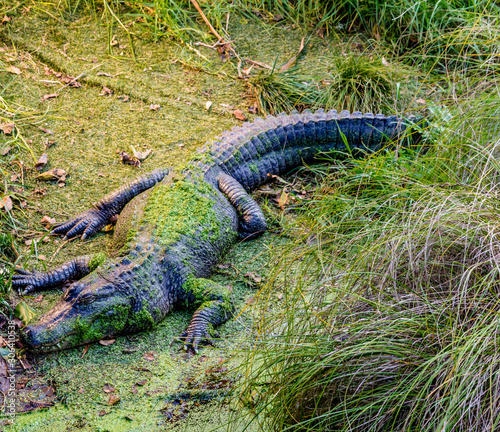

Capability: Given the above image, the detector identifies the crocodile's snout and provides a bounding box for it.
[21,280,133,353]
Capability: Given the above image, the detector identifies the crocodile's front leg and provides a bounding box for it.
[218,173,268,240]
[53,168,170,240]
[12,253,106,295]
[179,278,233,354]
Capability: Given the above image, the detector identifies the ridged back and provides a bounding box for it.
[198,109,417,191]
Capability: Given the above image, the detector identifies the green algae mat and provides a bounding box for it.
[0,8,330,432]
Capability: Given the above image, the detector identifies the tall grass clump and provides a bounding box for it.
[314,52,406,114]
[233,78,500,430]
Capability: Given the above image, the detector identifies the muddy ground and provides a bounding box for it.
[0,8,342,431]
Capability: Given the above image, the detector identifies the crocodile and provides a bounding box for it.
[12,109,419,353]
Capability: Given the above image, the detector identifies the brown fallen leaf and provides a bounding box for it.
[99,339,116,346]
[131,146,152,161]
[0,123,14,134]
[98,409,109,416]
[6,66,21,75]
[34,295,43,303]
[2,15,12,24]
[38,255,46,261]
[40,216,56,227]
[416,98,426,105]
[42,93,58,102]
[277,191,289,210]
[35,153,48,171]
[100,86,113,96]
[0,196,13,211]
[233,109,247,121]
[149,104,160,111]
[78,388,84,394]
[244,272,262,286]
[131,385,138,394]
[1,147,11,156]
[36,168,67,181]
[39,127,54,135]
[117,151,140,168]
[103,384,115,393]
[136,379,147,386]
[143,351,156,361]
[108,394,120,405]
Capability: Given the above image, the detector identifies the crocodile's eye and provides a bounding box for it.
[77,292,96,305]
[64,283,84,301]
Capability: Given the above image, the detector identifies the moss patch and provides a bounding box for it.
[143,177,221,247]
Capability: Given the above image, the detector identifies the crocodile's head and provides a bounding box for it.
[21,278,134,353]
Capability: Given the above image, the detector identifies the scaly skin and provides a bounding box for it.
[13,109,419,353]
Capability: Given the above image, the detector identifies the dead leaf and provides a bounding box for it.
[6,66,21,75]
[33,295,43,302]
[99,86,113,96]
[136,379,147,386]
[117,95,130,102]
[40,216,56,227]
[103,384,115,393]
[1,147,11,155]
[78,387,84,394]
[143,351,156,361]
[1,196,13,211]
[131,385,138,394]
[108,394,120,405]
[272,14,284,22]
[98,410,109,416]
[149,104,160,111]
[279,36,305,73]
[117,151,140,168]
[81,343,90,358]
[42,94,58,102]
[416,98,426,105]
[233,109,247,121]
[244,272,262,286]
[39,127,54,135]
[381,57,390,67]
[36,168,67,181]
[99,339,116,346]
[0,123,14,134]
[2,15,11,24]
[205,101,212,111]
[38,255,46,261]
[277,191,289,210]
[131,146,152,161]
[35,153,48,170]
[248,106,258,114]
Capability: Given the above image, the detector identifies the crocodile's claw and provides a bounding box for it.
[178,326,220,355]
[52,208,109,240]
[12,269,41,295]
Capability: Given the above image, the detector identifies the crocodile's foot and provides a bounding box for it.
[52,208,110,240]
[177,325,220,355]
[11,268,39,295]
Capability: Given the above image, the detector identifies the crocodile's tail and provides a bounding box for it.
[199,109,422,191]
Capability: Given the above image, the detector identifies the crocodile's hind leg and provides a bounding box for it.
[179,278,233,354]
[12,253,106,295]
[218,173,268,240]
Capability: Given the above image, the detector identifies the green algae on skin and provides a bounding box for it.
[143,177,222,247]
[88,252,107,271]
